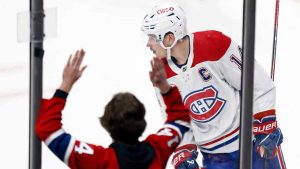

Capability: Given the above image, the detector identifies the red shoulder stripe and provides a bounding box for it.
[192,31,231,67]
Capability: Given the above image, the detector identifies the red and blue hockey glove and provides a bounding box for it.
[171,144,200,169]
[255,128,283,159]
[253,110,283,159]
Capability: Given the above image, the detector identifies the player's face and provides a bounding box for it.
[146,34,167,58]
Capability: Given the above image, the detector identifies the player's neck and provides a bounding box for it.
[171,36,190,65]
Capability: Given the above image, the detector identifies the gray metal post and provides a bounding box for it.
[29,0,44,168]
[239,0,256,168]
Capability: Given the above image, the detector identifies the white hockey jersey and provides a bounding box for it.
[155,30,276,154]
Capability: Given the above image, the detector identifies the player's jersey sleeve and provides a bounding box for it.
[144,86,190,167]
[215,40,243,91]
[215,39,276,113]
[35,90,118,169]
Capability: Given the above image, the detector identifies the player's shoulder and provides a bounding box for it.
[191,30,232,64]
[192,30,232,48]
[193,30,229,40]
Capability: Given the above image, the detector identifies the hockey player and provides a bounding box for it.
[141,2,286,169]
[35,49,191,169]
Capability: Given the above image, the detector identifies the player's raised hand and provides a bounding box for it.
[59,49,88,93]
[149,57,171,94]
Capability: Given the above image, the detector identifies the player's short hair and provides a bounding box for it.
[100,92,146,144]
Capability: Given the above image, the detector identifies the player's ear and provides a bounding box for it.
[163,33,175,47]
[169,33,176,43]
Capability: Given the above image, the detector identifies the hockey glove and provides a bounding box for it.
[255,128,283,159]
[171,144,200,169]
[253,110,283,159]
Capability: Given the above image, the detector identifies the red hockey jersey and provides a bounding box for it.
[36,87,190,169]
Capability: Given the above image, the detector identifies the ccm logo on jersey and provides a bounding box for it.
[157,7,174,14]
[183,86,226,122]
